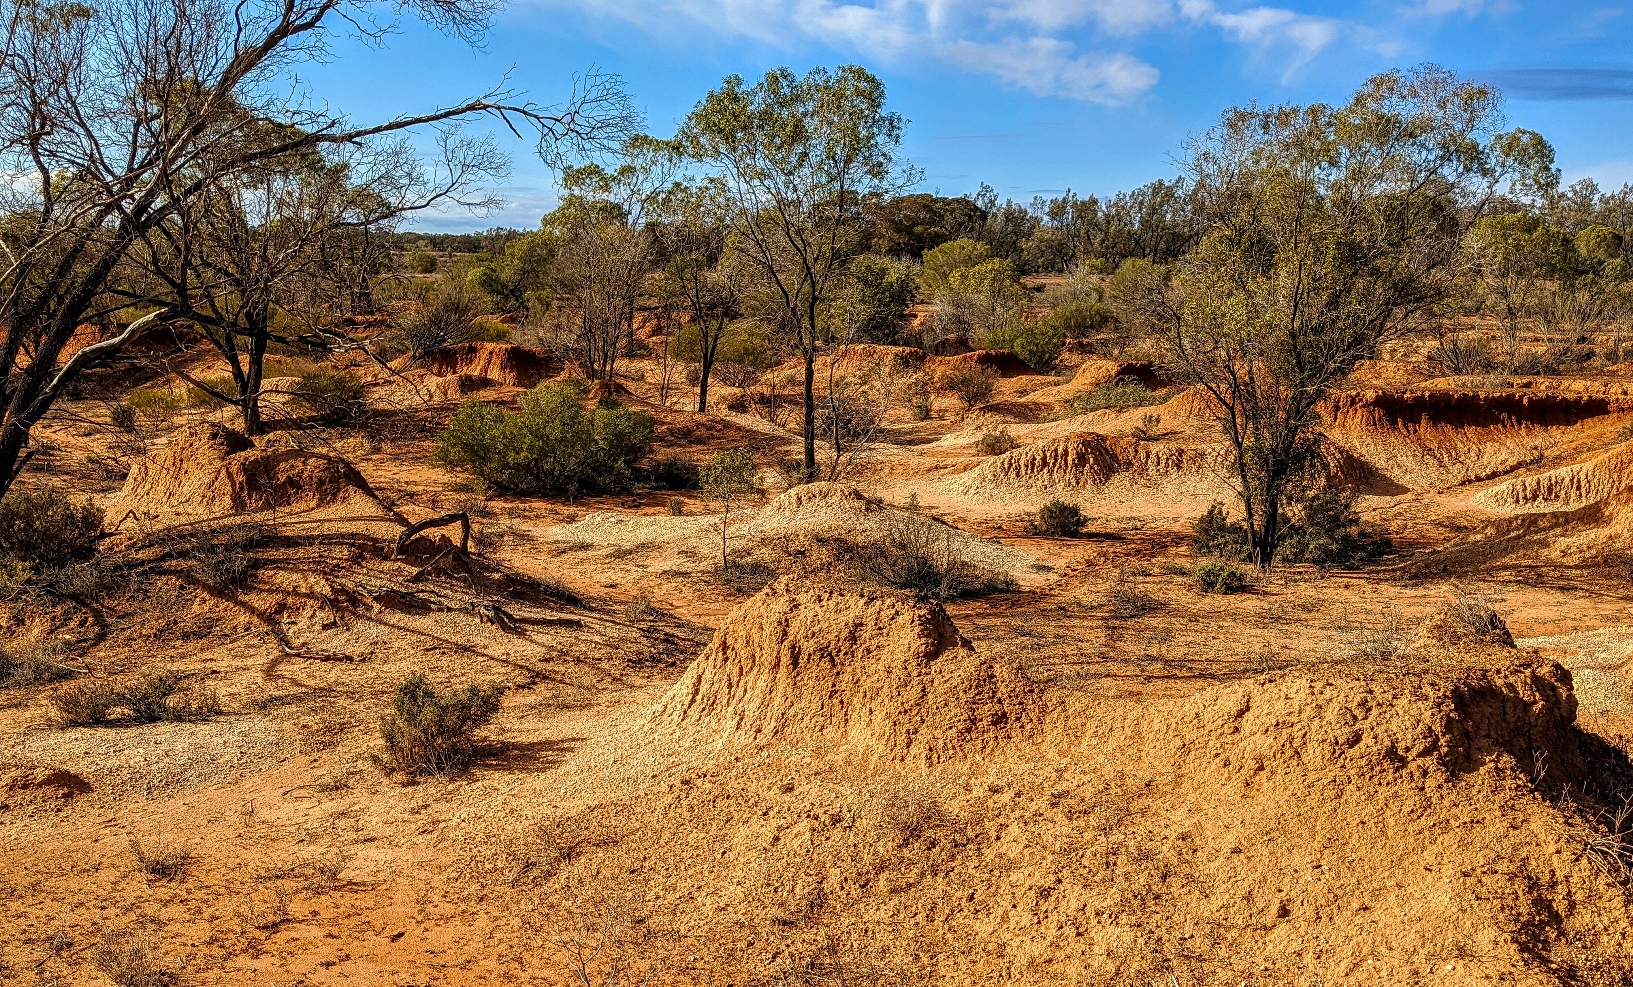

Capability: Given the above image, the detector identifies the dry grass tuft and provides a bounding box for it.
[91,933,173,987]
[130,832,192,880]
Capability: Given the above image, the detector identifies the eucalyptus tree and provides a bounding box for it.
[0,0,633,493]
[1113,66,1557,567]
[673,65,917,481]
[649,180,747,412]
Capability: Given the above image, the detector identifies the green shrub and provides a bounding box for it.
[1192,559,1248,594]
[1066,376,1159,415]
[1190,501,1249,560]
[185,374,237,408]
[1277,490,1392,569]
[1013,319,1068,371]
[0,486,103,568]
[377,673,502,776]
[1027,499,1086,537]
[406,250,438,274]
[647,455,700,490]
[976,430,1018,455]
[290,366,367,425]
[1049,299,1111,338]
[435,381,655,497]
[127,387,186,424]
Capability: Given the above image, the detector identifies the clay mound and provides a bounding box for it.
[119,423,254,509]
[951,432,1225,498]
[121,426,388,520]
[417,342,555,388]
[648,578,1034,762]
[1475,442,1633,513]
[1138,656,1583,788]
[925,349,1036,379]
[759,481,885,522]
[1161,386,1225,420]
[1322,389,1633,491]
[202,449,381,515]
[1415,489,1633,575]
[587,378,636,403]
[1003,359,1167,411]
[767,345,928,387]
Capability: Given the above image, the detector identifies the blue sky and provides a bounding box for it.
[302,1,1633,231]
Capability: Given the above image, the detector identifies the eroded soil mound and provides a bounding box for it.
[649,578,1035,762]
[1476,441,1633,513]
[1323,389,1633,491]
[120,424,387,519]
[951,432,1224,498]
[1139,657,1578,787]
[926,348,1035,379]
[417,342,555,388]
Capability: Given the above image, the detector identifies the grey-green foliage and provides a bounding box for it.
[377,673,502,776]
[434,380,655,497]
[0,486,103,570]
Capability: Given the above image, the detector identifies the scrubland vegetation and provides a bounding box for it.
[2,0,1633,979]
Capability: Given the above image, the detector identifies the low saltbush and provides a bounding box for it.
[1026,499,1086,538]
[1192,559,1249,594]
[0,486,103,569]
[377,673,502,776]
[435,380,654,497]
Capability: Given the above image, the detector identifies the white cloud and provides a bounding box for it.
[557,0,1361,103]
[942,36,1159,101]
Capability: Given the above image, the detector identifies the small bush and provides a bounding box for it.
[934,363,998,413]
[185,374,237,408]
[667,496,685,516]
[51,672,219,727]
[377,673,502,776]
[0,486,103,568]
[1192,559,1248,594]
[53,680,119,726]
[179,523,270,587]
[1026,499,1086,537]
[1103,567,1161,619]
[290,366,367,426]
[1067,376,1159,415]
[1421,589,1514,648]
[0,639,79,688]
[997,318,1068,371]
[91,932,173,987]
[405,249,438,274]
[852,517,1017,600]
[127,388,186,425]
[1190,502,1249,560]
[1429,334,1495,375]
[130,833,192,880]
[110,401,137,432]
[435,382,654,497]
[1131,412,1161,441]
[1277,490,1391,569]
[976,430,1018,456]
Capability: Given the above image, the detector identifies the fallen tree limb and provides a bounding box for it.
[394,511,471,558]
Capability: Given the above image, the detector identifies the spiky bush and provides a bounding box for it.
[377,673,502,776]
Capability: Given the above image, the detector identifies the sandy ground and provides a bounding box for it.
[3,341,1633,986]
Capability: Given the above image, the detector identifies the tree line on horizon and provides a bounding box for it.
[0,0,1624,567]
